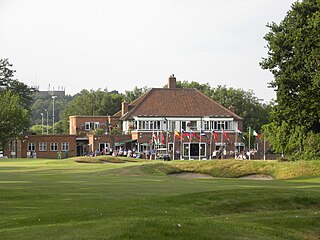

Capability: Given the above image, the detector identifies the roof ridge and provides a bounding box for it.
[119,89,154,120]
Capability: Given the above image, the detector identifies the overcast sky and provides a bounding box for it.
[0,0,296,102]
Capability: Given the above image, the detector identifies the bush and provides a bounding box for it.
[302,132,320,160]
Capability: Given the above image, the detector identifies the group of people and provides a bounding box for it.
[27,151,37,158]
[212,148,227,159]
[235,149,258,160]
[93,147,109,157]
[87,147,142,158]
[211,148,258,160]
[112,147,141,158]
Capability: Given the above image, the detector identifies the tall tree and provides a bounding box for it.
[0,59,35,146]
[210,86,271,131]
[0,59,36,110]
[124,86,150,103]
[0,91,29,147]
[260,0,320,156]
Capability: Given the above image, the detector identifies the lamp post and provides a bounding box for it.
[45,109,49,134]
[41,113,44,135]
[52,96,57,135]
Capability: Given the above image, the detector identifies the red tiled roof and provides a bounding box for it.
[113,90,151,117]
[119,88,242,120]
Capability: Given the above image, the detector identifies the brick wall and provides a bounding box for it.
[13,135,77,159]
[69,116,122,136]
[88,134,132,152]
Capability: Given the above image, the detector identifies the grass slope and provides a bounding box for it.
[139,159,320,179]
[0,158,319,240]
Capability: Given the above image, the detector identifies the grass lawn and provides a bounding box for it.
[0,158,319,240]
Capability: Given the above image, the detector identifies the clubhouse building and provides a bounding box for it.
[5,75,244,159]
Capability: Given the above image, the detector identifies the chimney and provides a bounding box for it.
[228,105,236,113]
[168,74,176,89]
[122,101,129,116]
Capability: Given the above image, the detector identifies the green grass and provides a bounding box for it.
[0,158,319,239]
[139,159,320,179]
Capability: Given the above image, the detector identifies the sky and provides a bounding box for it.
[0,0,297,102]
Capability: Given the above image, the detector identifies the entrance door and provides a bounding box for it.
[183,143,206,159]
[190,143,199,157]
[99,143,110,154]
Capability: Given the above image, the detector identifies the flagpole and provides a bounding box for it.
[263,134,266,161]
[173,132,175,160]
[166,131,168,154]
[248,127,251,160]
[235,122,238,159]
[210,131,212,160]
[199,118,201,161]
[180,121,182,160]
[220,128,223,159]
[189,129,191,160]
[151,129,154,160]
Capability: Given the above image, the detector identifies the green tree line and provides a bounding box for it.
[260,0,320,159]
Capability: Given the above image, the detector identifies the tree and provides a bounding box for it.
[210,86,270,132]
[0,91,29,147]
[0,59,35,147]
[124,86,150,103]
[0,59,36,110]
[60,89,123,133]
[29,94,73,130]
[260,0,320,156]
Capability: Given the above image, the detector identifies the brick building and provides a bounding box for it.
[115,75,244,159]
[4,75,247,159]
[5,135,77,159]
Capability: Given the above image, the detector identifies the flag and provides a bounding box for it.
[212,130,218,141]
[167,132,173,142]
[222,128,230,142]
[200,130,208,139]
[237,129,246,141]
[152,133,158,145]
[257,133,262,139]
[249,127,258,137]
[191,129,200,139]
[181,129,191,139]
[161,132,165,145]
[175,131,184,140]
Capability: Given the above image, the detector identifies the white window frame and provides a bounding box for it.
[28,143,36,151]
[39,142,47,151]
[61,142,69,152]
[85,122,90,131]
[94,122,99,129]
[50,142,58,151]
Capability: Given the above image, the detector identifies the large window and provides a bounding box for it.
[203,121,235,131]
[138,121,161,130]
[85,122,100,131]
[50,142,58,151]
[61,143,69,151]
[28,143,36,151]
[189,121,197,130]
[39,143,47,151]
